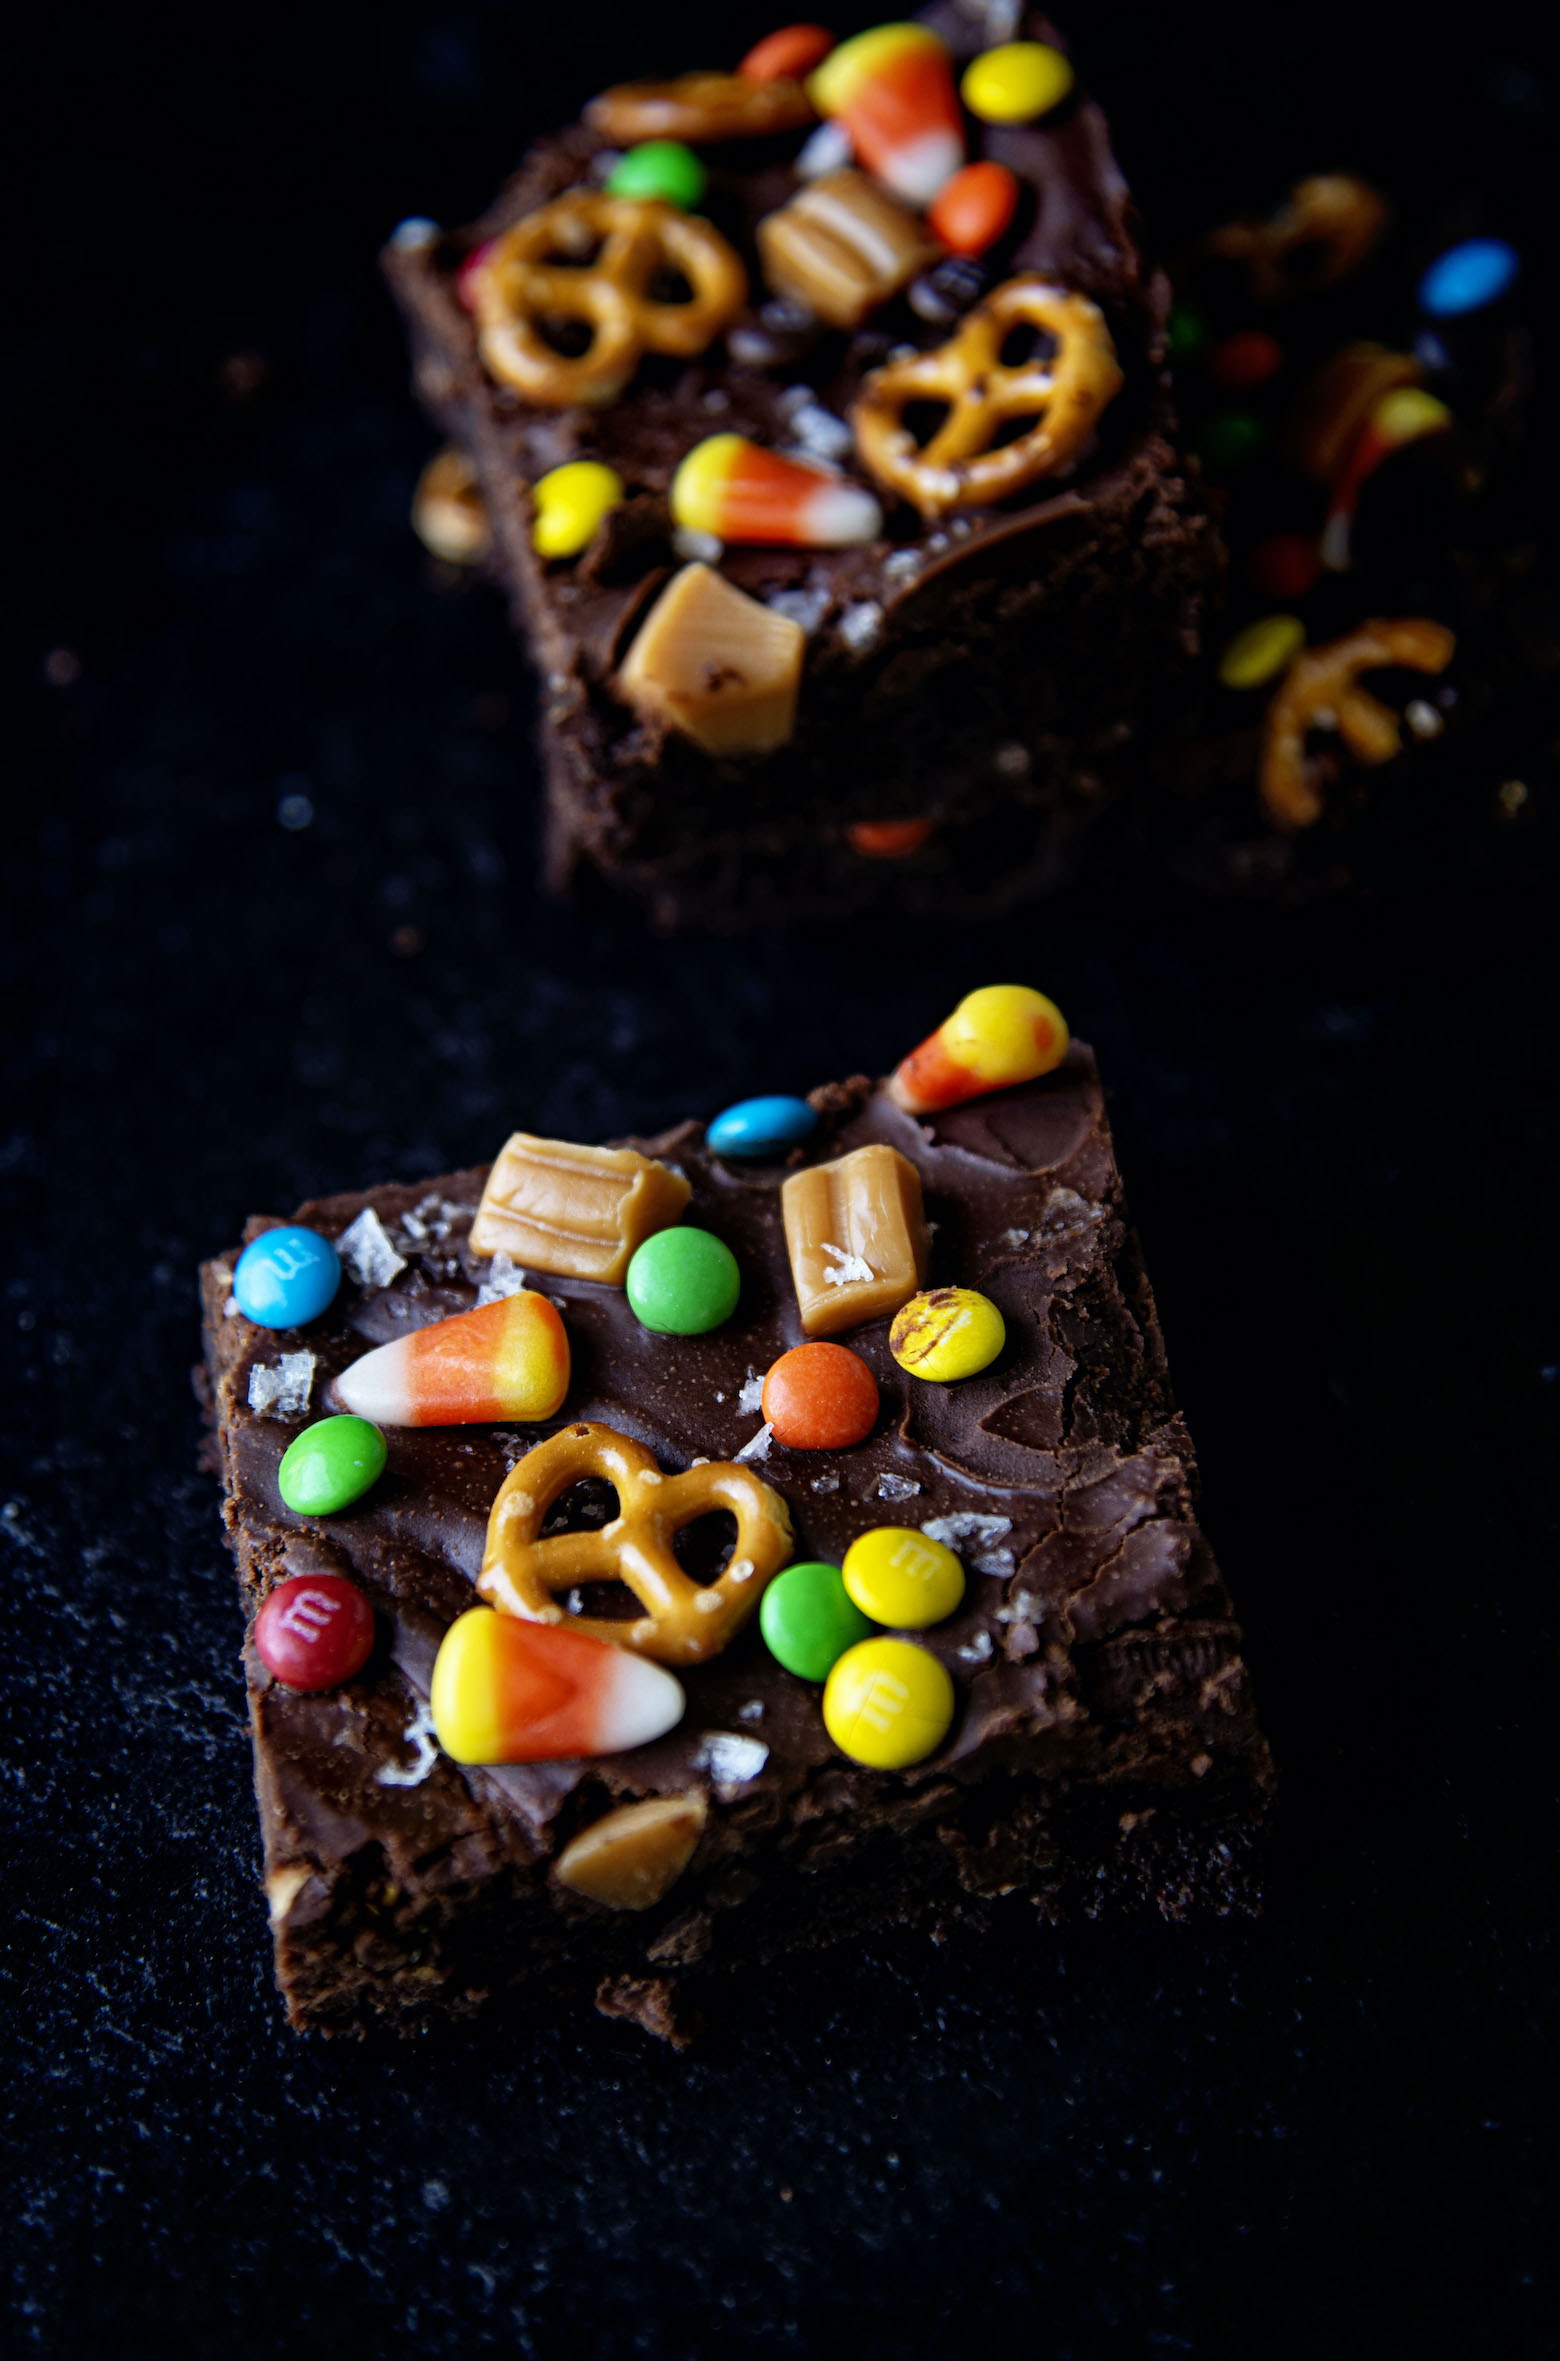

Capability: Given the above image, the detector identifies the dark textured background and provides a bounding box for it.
[4,4,1557,2351]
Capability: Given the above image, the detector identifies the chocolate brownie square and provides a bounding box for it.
[384,7,1219,926]
[200,1040,1272,2044]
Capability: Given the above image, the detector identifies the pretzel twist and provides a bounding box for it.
[1208,175,1387,304]
[586,72,812,146]
[473,191,747,408]
[477,1422,794,1667]
[850,278,1123,519]
[1260,618,1455,829]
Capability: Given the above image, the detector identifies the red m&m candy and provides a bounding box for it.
[762,1341,879,1449]
[254,1573,375,1692]
[928,161,1019,258]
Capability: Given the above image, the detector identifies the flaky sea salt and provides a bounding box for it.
[876,1471,921,1501]
[693,1732,769,1791]
[735,1422,774,1463]
[336,1207,407,1291]
[921,1511,1014,1576]
[785,402,853,461]
[476,1250,529,1306]
[795,118,852,178]
[767,586,832,635]
[957,1629,996,1666]
[737,1369,766,1415]
[248,1350,315,1420]
[838,601,883,652]
[673,527,723,564]
[822,1241,874,1285]
[376,1698,439,1788]
[737,1699,765,1722]
[810,1472,840,1493]
[1003,1228,1031,1248]
[882,548,924,586]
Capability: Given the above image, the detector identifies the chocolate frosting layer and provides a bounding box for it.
[204,1047,1263,1900]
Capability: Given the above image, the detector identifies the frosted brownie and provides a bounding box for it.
[384,6,1218,926]
[200,1025,1272,2044]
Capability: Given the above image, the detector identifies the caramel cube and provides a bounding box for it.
[757,171,939,331]
[554,1793,709,1911]
[782,1143,929,1337]
[471,1133,691,1285]
[615,564,804,756]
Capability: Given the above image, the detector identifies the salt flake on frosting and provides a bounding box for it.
[737,1369,766,1415]
[693,1732,769,1792]
[476,1250,529,1306]
[735,1422,774,1463]
[336,1207,407,1291]
[876,1471,921,1501]
[248,1351,316,1420]
[921,1511,1014,1575]
[822,1241,874,1286]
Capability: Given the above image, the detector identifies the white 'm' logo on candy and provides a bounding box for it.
[267,1242,319,1280]
[857,1672,910,1734]
[276,1587,341,1641]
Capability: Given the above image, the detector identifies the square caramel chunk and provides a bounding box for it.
[757,171,939,331]
[471,1134,691,1284]
[782,1143,928,1337]
[615,563,805,757]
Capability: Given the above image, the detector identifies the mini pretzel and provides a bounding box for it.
[586,72,812,147]
[1260,618,1455,829]
[850,278,1123,519]
[477,1421,794,1667]
[473,190,747,408]
[1208,175,1387,304]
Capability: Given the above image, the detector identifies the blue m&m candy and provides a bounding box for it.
[705,1095,818,1160]
[232,1226,342,1329]
[1418,239,1518,319]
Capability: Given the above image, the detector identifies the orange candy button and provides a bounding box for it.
[928,161,1019,258]
[740,24,835,82]
[762,1341,879,1450]
[847,817,933,858]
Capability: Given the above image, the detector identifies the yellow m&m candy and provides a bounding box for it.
[890,1286,1006,1382]
[531,460,625,560]
[842,1527,965,1629]
[1217,613,1305,690]
[823,1636,954,1768]
[960,41,1074,125]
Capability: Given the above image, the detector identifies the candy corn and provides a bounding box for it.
[1320,387,1452,571]
[671,433,882,547]
[808,24,964,207]
[888,984,1069,1115]
[334,1293,570,1427]
[431,1606,685,1764]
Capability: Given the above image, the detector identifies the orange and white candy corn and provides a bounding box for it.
[431,1606,685,1764]
[808,24,964,207]
[1320,387,1452,571]
[672,433,881,547]
[334,1292,570,1426]
[888,984,1069,1115]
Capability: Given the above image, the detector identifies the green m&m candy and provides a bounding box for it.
[625,1226,741,1335]
[760,1561,874,1682]
[606,141,707,211]
[278,1415,387,1517]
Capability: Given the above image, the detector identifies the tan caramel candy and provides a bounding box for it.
[471,1134,690,1285]
[615,564,804,757]
[782,1144,929,1338]
[410,446,490,565]
[555,1793,709,1912]
[757,171,939,330]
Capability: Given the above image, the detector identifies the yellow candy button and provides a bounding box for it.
[823,1636,955,1768]
[531,460,625,560]
[961,41,1074,125]
[889,1286,1006,1382]
[1218,613,1305,690]
[843,1527,965,1629]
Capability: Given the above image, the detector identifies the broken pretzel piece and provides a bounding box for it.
[555,1794,709,1911]
[471,1133,690,1285]
[757,170,940,330]
[1260,618,1455,830]
[1208,174,1387,305]
[587,71,813,146]
[615,563,805,757]
[782,1143,929,1338]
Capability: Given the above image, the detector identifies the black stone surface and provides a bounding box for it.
[4,3,1557,2353]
